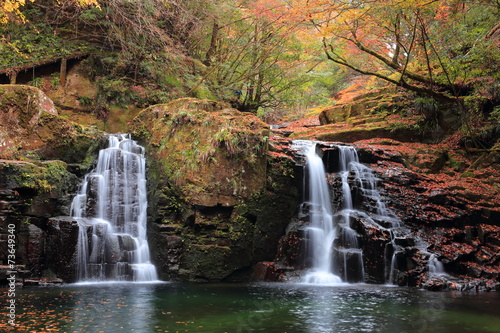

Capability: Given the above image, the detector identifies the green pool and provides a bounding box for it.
[2,282,499,332]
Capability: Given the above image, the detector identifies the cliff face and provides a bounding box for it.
[357,138,500,290]
[1,85,498,289]
[133,98,299,281]
[0,89,299,284]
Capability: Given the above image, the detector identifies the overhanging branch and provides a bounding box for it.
[322,38,455,102]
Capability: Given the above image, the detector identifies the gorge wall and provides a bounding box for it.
[1,85,499,290]
[0,85,105,282]
[262,139,500,291]
[263,91,500,291]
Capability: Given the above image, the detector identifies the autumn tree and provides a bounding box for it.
[187,0,323,115]
[294,0,500,107]
[0,0,101,23]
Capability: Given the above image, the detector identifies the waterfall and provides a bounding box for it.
[428,254,447,275]
[71,134,158,282]
[333,146,367,283]
[293,140,402,285]
[295,141,342,284]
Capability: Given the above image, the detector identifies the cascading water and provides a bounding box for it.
[295,141,342,284]
[71,134,158,282]
[293,140,403,285]
[337,145,404,284]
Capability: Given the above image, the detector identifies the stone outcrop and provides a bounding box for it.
[1,84,498,289]
[133,98,299,281]
[265,85,500,290]
[357,139,500,290]
[318,90,405,125]
[0,160,85,282]
[0,85,104,284]
[134,98,270,207]
[317,90,461,139]
[0,84,104,164]
[0,92,299,284]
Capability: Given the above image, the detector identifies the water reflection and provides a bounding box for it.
[288,285,416,332]
[239,283,500,333]
[2,282,499,333]
[65,283,158,332]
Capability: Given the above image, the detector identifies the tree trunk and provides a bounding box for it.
[204,20,219,66]
[60,58,67,86]
[10,72,17,84]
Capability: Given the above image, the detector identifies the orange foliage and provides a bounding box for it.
[1,0,99,23]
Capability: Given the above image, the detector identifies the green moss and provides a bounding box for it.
[0,85,52,127]
[34,113,104,165]
[181,244,241,281]
[191,83,215,100]
[4,160,78,195]
[447,156,468,172]
[461,171,476,178]
[105,105,141,133]
[133,98,269,206]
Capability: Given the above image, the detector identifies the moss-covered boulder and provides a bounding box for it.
[134,98,270,207]
[0,84,57,124]
[318,90,405,125]
[0,84,103,164]
[0,85,107,283]
[313,90,427,143]
[0,160,81,280]
[133,98,299,281]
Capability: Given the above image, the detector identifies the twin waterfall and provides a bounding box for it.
[293,140,402,285]
[71,134,157,282]
[69,134,441,285]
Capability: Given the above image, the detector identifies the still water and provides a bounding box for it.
[1,282,499,332]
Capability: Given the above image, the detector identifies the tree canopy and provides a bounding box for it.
[1,0,499,121]
[291,0,500,103]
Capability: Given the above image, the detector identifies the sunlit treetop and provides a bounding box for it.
[1,0,34,23]
[0,0,100,23]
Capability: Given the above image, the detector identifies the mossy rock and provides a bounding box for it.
[319,105,346,125]
[133,98,270,207]
[404,148,450,173]
[135,99,300,281]
[33,113,104,164]
[180,244,252,281]
[0,160,80,217]
[0,84,57,128]
[0,160,76,194]
[318,90,408,125]
[0,85,104,164]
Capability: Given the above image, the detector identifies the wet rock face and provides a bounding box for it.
[45,217,80,282]
[269,139,500,290]
[134,99,300,282]
[0,161,82,282]
[356,140,500,290]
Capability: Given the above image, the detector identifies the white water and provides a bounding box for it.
[71,134,158,282]
[428,254,447,275]
[296,141,342,284]
[293,140,404,285]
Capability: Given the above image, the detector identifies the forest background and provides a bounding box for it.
[1,0,499,134]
